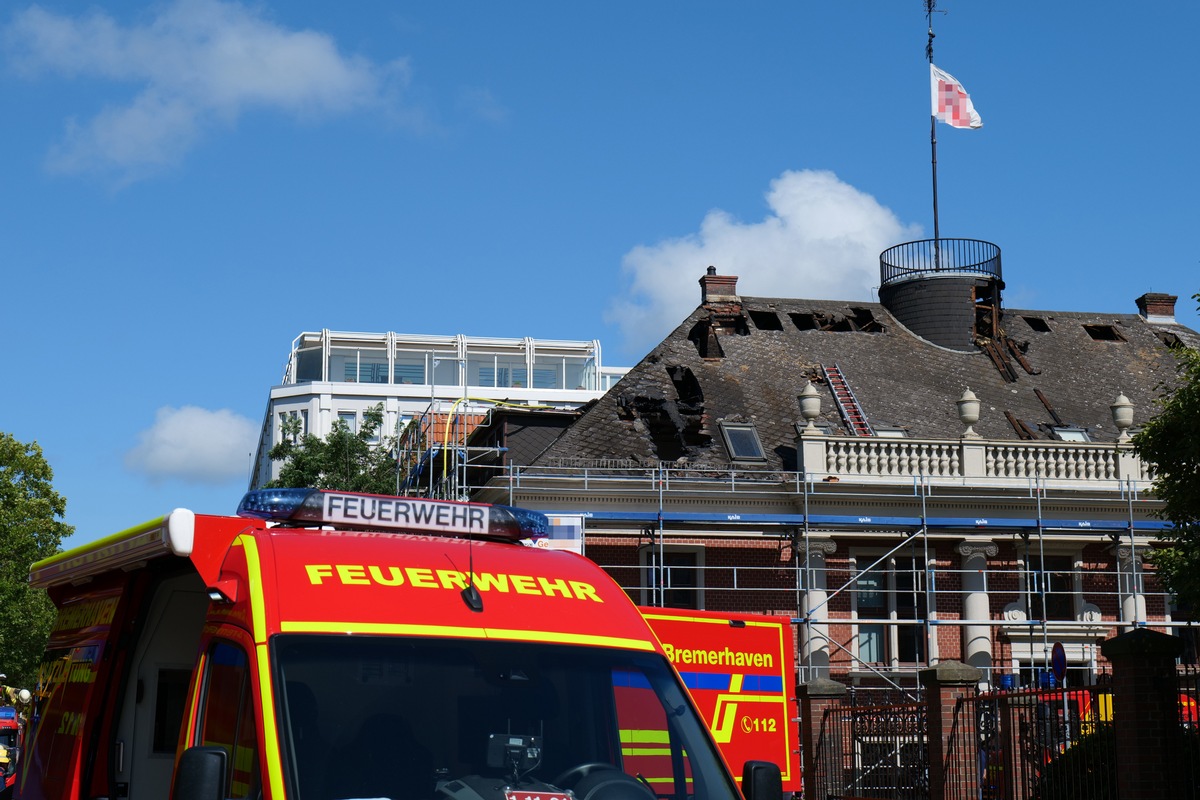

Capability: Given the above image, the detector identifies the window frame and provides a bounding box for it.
[850,552,928,668]
[639,545,705,609]
[1024,552,1080,623]
[718,421,767,462]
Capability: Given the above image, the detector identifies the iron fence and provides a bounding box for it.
[1175,664,1200,799]
[948,685,1114,800]
[809,698,929,800]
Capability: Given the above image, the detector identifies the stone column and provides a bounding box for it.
[957,540,998,681]
[1101,628,1185,800]
[799,539,836,677]
[796,677,847,800]
[1115,544,1147,631]
[920,660,983,800]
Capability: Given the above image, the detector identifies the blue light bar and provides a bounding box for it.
[237,489,548,542]
[0,707,15,720]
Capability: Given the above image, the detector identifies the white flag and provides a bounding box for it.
[931,64,983,129]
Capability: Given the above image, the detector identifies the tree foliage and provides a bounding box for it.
[0,433,72,687]
[1133,292,1200,611]
[266,404,402,495]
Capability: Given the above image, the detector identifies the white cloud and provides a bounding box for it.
[126,405,258,485]
[606,169,922,354]
[457,86,510,125]
[4,0,411,179]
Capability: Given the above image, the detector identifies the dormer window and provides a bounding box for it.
[719,422,766,461]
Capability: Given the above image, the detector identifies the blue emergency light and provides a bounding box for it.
[237,489,548,543]
[0,708,15,720]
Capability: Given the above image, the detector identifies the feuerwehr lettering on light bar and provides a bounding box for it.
[321,492,489,535]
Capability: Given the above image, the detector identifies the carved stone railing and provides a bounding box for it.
[800,434,1151,487]
[824,439,962,478]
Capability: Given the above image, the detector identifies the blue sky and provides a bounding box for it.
[3,1,1198,548]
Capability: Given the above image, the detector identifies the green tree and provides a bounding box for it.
[266,404,401,494]
[0,433,71,687]
[1133,293,1200,611]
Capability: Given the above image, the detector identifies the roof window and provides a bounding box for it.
[719,421,766,461]
[872,426,908,438]
[1052,427,1091,442]
[1083,324,1126,342]
[794,420,835,437]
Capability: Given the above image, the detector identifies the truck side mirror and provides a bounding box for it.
[172,746,228,800]
[741,760,782,800]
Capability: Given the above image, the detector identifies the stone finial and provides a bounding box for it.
[799,382,821,432]
[1110,393,1134,442]
[957,388,981,439]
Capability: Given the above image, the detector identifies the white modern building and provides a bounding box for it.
[250,330,628,489]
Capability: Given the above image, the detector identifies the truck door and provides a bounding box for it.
[110,571,208,800]
[188,636,261,800]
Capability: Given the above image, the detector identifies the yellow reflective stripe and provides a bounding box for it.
[639,777,693,785]
[730,673,743,692]
[183,651,206,745]
[620,729,670,744]
[257,642,284,800]
[232,536,268,644]
[622,747,673,756]
[282,621,487,638]
[279,621,655,651]
[487,628,656,651]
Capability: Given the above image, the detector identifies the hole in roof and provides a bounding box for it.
[748,309,783,331]
[1083,324,1126,342]
[630,397,686,461]
[1156,330,1184,349]
[790,312,820,331]
[1023,316,1052,333]
[666,365,704,408]
[850,308,885,332]
[687,320,725,359]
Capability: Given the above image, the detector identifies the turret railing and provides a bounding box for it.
[879,238,1001,287]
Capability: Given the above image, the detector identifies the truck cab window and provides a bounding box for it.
[275,636,739,800]
[198,641,259,800]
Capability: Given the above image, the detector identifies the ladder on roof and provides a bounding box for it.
[823,363,874,436]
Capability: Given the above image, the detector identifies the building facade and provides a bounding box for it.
[459,241,1199,691]
[250,330,628,490]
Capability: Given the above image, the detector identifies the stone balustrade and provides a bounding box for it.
[799,433,1151,488]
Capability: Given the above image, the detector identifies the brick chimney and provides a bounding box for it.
[699,266,739,305]
[1136,292,1177,324]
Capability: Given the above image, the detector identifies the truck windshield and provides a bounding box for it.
[274,635,740,800]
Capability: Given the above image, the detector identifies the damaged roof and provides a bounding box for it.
[533,272,1200,472]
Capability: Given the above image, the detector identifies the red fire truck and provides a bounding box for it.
[18,489,783,800]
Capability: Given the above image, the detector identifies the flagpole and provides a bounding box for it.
[926,0,941,262]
